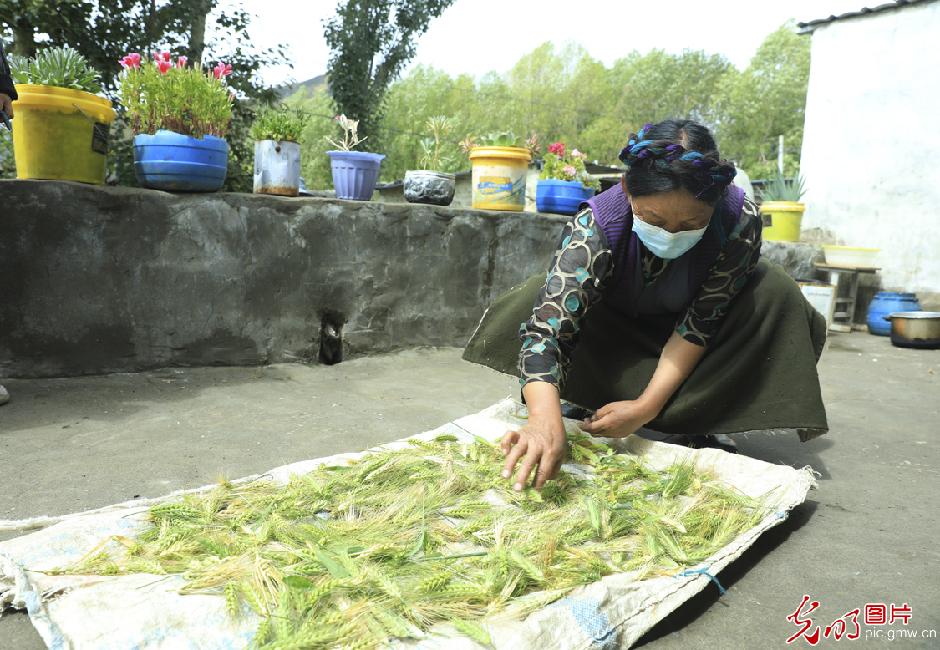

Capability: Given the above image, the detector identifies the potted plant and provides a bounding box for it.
[325,114,384,201]
[250,108,308,196]
[758,173,806,242]
[536,142,600,215]
[462,131,532,212]
[8,46,116,184]
[119,52,233,192]
[404,115,457,206]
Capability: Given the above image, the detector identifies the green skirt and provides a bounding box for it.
[462,259,828,440]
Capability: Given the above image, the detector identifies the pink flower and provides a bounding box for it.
[548,142,566,157]
[176,55,188,69]
[156,59,172,74]
[213,62,233,79]
[563,164,577,179]
[120,53,141,69]
[158,51,171,63]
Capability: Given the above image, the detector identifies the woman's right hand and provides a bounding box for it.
[500,415,566,491]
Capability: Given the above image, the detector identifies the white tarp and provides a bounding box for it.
[0,399,816,649]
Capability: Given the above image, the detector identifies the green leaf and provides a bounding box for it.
[313,547,350,578]
[409,527,429,558]
[283,575,315,589]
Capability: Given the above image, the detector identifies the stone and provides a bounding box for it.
[762,241,825,281]
[403,170,455,206]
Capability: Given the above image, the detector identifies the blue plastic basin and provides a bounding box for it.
[535,179,596,215]
[134,130,229,192]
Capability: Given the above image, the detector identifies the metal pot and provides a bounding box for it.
[884,311,940,349]
[254,140,301,196]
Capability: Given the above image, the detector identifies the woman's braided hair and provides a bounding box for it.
[618,119,736,204]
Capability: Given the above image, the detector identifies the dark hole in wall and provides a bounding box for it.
[318,310,345,365]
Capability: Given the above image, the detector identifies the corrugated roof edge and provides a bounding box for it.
[797,0,936,33]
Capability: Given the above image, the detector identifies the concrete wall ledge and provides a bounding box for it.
[1,180,824,378]
[1,181,569,378]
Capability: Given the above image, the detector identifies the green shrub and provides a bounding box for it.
[250,108,309,143]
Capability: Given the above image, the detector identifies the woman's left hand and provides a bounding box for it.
[579,400,658,438]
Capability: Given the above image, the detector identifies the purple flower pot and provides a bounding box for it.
[327,150,385,200]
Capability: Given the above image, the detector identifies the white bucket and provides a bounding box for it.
[253,140,301,196]
[800,282,836,329]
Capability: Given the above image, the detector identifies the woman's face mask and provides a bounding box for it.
[627,186,715,259]
[631,216,707,259]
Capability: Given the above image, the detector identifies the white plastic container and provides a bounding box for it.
[822,245,880,268]
[800,282,836,328]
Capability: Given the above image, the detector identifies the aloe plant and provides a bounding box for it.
[417,115,458,170]
[759,172,806,202]
[9,46,102,94]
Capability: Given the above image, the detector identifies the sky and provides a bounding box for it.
[220,0,868,87]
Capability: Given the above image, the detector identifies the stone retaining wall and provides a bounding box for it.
[0,180,823,378]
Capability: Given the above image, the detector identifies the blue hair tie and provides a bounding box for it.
[680,151,704,161]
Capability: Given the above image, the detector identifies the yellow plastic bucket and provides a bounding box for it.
[469,146,531,211]
[12,84,117,184]
[760,200,805,242]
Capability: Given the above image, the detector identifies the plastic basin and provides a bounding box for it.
[134,130,229,192]
[536,179,595,215]
[823,245,880,268]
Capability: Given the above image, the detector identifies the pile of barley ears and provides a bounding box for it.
[59,431,766,649]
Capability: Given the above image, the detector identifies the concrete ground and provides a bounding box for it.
[1,334,938,648]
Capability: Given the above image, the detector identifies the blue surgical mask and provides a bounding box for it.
[631,215,708,259]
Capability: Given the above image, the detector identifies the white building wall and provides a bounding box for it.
[799,1,940,295]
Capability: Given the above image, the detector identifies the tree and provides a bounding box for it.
[287,87,339,190]
[609,49,731,137]
[0,0,288,189]
[378,66,466,180]
[714,23,810,178]
[323,0,455,145]
[187,0,214,65]
[506,42,568,139]
[0,0,88,57]
[1,1,200,93]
